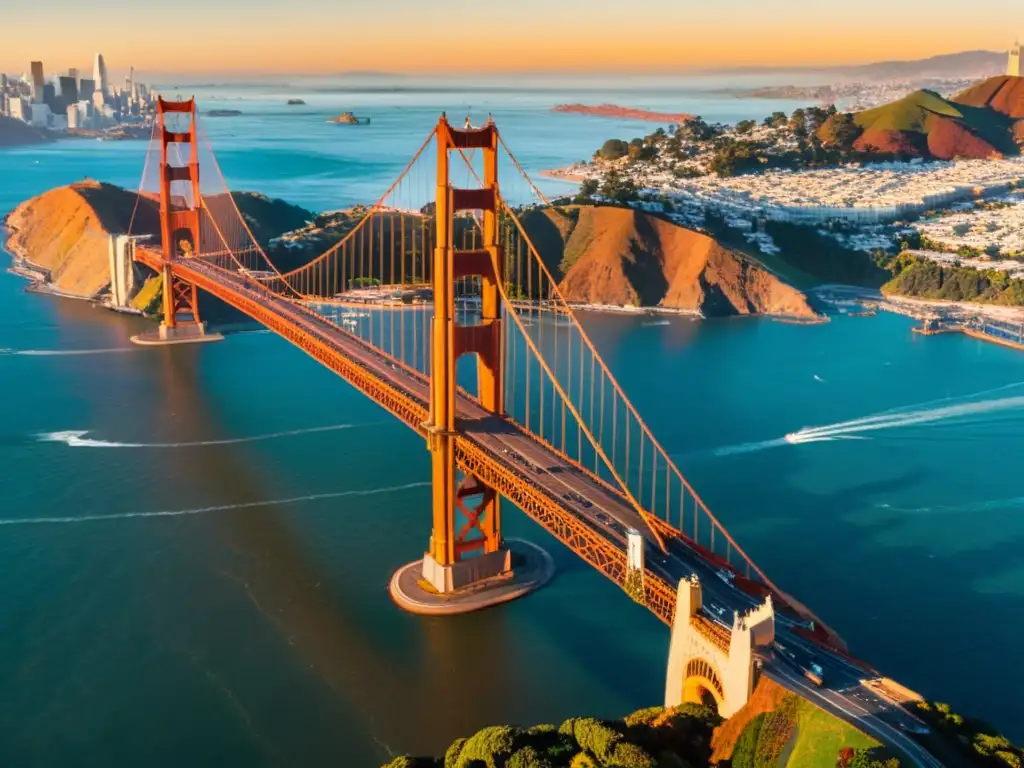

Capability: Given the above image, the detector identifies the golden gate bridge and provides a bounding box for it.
[120,97,941,765]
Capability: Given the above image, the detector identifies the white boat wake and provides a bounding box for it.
[706,383,1024,456]
[784,395,1024,445]
[0,481,431,526]
[36,423,376,448]
[2,347,138,356]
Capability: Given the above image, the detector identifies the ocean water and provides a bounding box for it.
[1,83,1022,766]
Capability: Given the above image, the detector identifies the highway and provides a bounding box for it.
[173,259,940,768]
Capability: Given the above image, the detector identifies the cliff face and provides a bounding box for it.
[4,181,144,296]
[5,182,312,299]
[524,206,816,318]
[0,116,52,147]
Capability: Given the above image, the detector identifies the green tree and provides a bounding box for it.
[577,178,598,199]
[596,138,629,161]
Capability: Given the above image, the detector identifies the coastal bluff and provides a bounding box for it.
[522,205,816,318]
[4,181,311,299]
[0,115,52,147]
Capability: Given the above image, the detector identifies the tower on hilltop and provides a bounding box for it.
[1009,40,1021,78]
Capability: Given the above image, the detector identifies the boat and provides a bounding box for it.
[287,99,306,105]
[327,111,370,125]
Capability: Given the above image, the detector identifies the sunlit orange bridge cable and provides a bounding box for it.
[127,120,159,239]
[496,186,776,589]
[257,130,437,285]
[494,274,668,554]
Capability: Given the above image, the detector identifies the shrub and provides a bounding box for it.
[506,746,554,768]
[623,706,665,728]
[444,738,467,768]
[730,713,765,768]
[454,726,521,768]
[559,717,624,762]
[597,139,629,161]
[382,757,440,768]
[607,741,657,768]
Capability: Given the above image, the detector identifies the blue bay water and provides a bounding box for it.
[1,83,1022,765]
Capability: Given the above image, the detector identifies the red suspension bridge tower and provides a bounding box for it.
[420,115,513,593]
[131,97,221,346]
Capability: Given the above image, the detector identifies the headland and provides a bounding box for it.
[553,104,694,122]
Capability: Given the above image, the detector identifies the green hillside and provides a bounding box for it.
[853,89,965,132]
[848,89,1017,158]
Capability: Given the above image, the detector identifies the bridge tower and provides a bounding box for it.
[419,114,512,593]
[131,97,219,346]
[665,576,775,717]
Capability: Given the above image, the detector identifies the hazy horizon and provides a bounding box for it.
[0,51,1014,90]
[2,0,1020,78]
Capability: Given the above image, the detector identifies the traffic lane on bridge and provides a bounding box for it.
[762,664,941,768]
[187,267,938,763]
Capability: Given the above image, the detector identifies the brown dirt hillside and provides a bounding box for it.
[5,183,312,299]
[4,181,156,297]
[524,206,815,318]
[710,677,790,762]
[954,75,1024,118]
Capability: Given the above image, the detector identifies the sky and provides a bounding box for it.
[2,0,1021,77]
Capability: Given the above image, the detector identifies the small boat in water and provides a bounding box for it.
[328,111,370,125]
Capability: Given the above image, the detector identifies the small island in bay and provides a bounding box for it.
[553,103,694,122]
[205,109,244,117]
[287,98,306,105]
[327,111,370,125]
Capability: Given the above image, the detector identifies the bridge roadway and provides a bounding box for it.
[164,258,941,768]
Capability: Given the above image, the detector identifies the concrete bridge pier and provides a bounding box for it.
[665,575,775,718]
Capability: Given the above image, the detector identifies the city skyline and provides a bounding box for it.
[0,0,1021,75]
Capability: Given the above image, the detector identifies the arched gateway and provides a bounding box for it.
[665,575,776,718]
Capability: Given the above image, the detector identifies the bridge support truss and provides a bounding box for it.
[419,115,512,593]
[131,97,220,346]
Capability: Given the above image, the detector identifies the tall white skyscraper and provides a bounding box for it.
[1009,40,1021,77]
[93,53,108,96]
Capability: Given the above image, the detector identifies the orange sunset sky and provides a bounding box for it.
[2,1,1021,76]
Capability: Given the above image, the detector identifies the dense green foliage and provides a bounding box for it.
[912,701,1023,768]
[596,139,630,161]
[381,703,721,768]
[882,255,1024,304]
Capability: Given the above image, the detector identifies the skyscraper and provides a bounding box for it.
[1009,40,1022,78]
[78,78,95,102]
[29,61,44,103]
[68,67,79,81]
[93,53,108,97]
[58,76,79,105]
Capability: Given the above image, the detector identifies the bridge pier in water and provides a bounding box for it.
[665,576,776,718]
[131,97,221,347]
[390,115,552,614]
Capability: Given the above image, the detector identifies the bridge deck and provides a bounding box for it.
[163,257,682,616]
[140,256,941,767]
